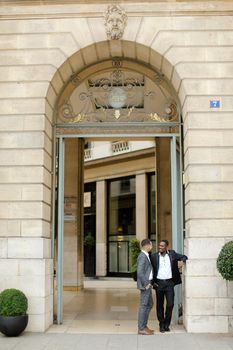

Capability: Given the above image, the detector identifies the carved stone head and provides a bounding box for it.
[104,5,127,40]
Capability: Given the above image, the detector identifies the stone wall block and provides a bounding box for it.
[0,184,21,201]
[186,259,218,276]
[19,258,53,276]
[185,201,233,220]
[0,202,50,221]
[174,62,233,80]
[21,220,50,238]
[215,298,233,316]
[185,147,233,166]
[185,276,227,298]
[46,84,57,110]
[227,281,233,298]
[45,100,54,123]
[185,164,233,183]
[0,49,65,67]
[0,259,18,275]
[184,112,233,131]
[0,220,21,237]
[8,238,51,259]
[182,96,233,119]
[0,65,56,82]
[0,166,50,185]
[185,238,225,259]
[21,184,51,204]
[185,129,233,148]
[181,79,233,96]
[0,132,44,149]
[185,219,233,238]
[186,315,229,333]
[27,294,53,316]
[0,81,49,99]
[186,298,215,316]
[0,275,48,297]
[0,238,7,258]
[185,183,233,202]
[0,97,45,116]
[0,148,46,168]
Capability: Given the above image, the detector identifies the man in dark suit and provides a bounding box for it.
[137,239,154,335]
[150,239,188,333]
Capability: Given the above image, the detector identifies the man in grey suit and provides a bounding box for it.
[137,238,154,335]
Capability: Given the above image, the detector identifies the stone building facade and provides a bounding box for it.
[0,0,233,333]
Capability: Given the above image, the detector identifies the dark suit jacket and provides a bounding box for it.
[150,250,188,285]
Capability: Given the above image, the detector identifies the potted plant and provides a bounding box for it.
[84,232,96,277]
[0,288,28,337]
[130,239,141,281]
[84,232,95,247]
[217,240,233,281]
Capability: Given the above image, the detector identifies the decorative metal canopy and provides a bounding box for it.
[56,59,180,133]
[57,62,179,127]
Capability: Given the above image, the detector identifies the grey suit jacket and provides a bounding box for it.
[137,252,153,290]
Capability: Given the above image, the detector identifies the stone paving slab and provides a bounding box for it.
[0,332,232,350]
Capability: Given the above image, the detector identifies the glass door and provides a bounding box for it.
[84,182,96,277]
[108,177,136,276]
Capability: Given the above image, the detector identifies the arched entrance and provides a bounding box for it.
[50,42,184,329]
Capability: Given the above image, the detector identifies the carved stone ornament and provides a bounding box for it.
[104,5,127,40]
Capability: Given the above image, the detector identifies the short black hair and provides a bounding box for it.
[141,239,152,247]
[160,239,169,246]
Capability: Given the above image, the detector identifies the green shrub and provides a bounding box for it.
[84,232,95,246]
[130,239,141,273]
[0,289,28,317]
[217,241,233,281]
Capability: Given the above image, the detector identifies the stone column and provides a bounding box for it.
[0,98,53,331]
[136,172,148,242]
[183,105,233,333]
[96,180,107,276]
[63,138,84,290]
[155,138,172,246]
[181,74,233,333]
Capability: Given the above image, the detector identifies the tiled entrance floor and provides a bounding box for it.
[48,279,185,334]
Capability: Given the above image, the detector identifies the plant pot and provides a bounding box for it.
[132,271,137,281]
[84,245,96,277]
[0,314,28,337]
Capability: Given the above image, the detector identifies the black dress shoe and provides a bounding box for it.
[164,326,170,332]
[160,326,165,333]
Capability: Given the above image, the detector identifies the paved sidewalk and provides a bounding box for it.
[0,332,232,350]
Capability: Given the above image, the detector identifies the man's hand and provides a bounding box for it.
[152,282,158,289]
[178,261,184,269]
[145,283,152,290]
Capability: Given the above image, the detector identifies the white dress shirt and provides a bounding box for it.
[157,252,172,279]
[142,250,153,281]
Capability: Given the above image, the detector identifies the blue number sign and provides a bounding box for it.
[210,100,220,108]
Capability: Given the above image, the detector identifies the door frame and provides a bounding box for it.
[53,131,184,325]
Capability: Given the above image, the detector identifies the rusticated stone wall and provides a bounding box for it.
[0,1,232,332]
